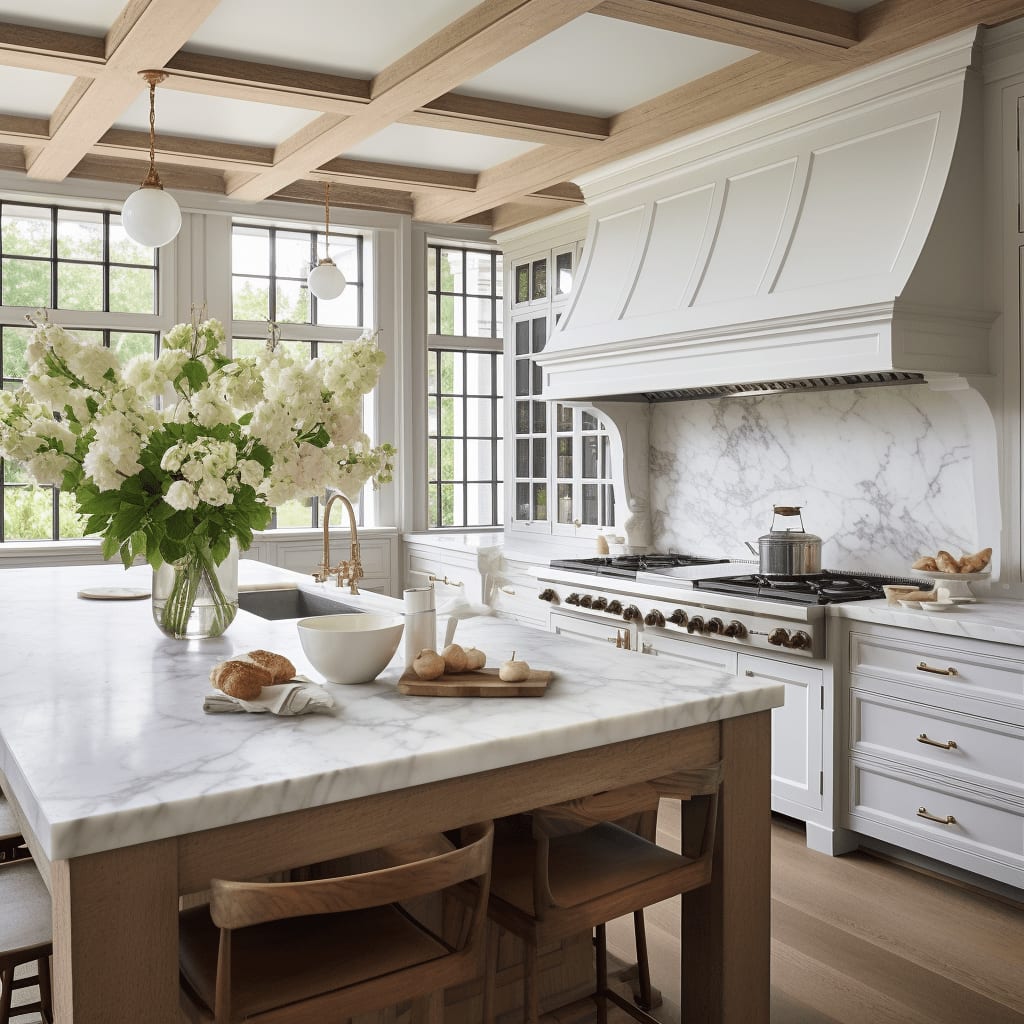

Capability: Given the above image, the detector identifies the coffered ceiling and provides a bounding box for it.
[0,0,1023,232]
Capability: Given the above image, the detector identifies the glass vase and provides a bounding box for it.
[151,539,239,640]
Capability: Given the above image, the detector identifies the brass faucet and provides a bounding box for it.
[313,492,362,595]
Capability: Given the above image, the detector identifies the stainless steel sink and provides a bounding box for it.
[238,589,361,620]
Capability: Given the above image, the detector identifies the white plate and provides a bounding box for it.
[899,599,958,612]
[912,568,990,581]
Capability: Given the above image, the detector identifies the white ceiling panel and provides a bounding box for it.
[0,0,124,34]
[342,122,537,173]
[114,90,320,148]
[455,13,755,118]
[184,0,484,78]
[0,65,74,118]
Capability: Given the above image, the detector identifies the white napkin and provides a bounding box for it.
[203,675,335,716]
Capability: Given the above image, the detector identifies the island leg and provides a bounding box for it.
[51,837,180,1022]
[680,710,771,1024]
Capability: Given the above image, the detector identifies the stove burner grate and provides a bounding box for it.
[693,570,932,605]
[549,553,727,580]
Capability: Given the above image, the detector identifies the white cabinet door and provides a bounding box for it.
[640,631,738,674]
[740,653,824,814]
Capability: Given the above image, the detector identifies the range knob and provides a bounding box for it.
[723,619,747,639]
[668,609,688,627]
[565,593,581,606]
[606,600,623,615]
[622,605,642,622]
[579,594,593,608]
[687,616,705,634]
[786,630,812,651]
[705,617,724,635]
[538,588,557,603]
[768,627,790,647]
[644,609,666,628]
[591,596,608,611]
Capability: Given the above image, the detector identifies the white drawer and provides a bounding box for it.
[641,631,737,673]
[849,630,1024,704]
[847,761,1024,882]
[850,687,1024,795]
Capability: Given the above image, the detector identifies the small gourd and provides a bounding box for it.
[412,649,445,680]
[463,647,486,671]
[441,643,468,673]
[499,650,530,682]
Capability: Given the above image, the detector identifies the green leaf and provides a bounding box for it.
[77,489,122,515]
[165,511,194,541]
[180,359,209,391]
[159,536,186,564]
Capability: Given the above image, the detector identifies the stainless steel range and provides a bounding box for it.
[530,554,927,855]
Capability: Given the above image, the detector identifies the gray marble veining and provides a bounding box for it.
[650,385,977,573]
[0,561,783,862]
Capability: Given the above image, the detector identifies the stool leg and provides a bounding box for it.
[632,910,653,1011]
[595,925,609,1024]
[412,990,444,1024]
[523,938,539,1024]
[1,965,13,1024]
[482,925,499,1024]
[38,954,53,1024]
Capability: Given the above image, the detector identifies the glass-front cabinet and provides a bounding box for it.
[508,239,614,538]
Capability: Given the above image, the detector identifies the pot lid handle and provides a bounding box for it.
[773,505,802,516]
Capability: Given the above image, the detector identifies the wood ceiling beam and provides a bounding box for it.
[414,0,1024,224]
[271,179,415,216]
[593,0,858,61]
[0,20,104,73]
[226,0,603,202]
[25,0,221,182]
[317,158,479,193]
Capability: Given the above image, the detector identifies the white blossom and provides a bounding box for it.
[165,480,198,511]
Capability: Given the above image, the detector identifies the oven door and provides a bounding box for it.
[550,610,638,653]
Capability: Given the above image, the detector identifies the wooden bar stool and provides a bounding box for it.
[179,821,493,1023]
[0,859,54,1024]
[482,763,723,1024]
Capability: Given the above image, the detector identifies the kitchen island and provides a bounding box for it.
[0,560,783,1023]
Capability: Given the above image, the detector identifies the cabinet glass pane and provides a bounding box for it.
[582,484,598,525]
[557,437,572,479]
[603,484,615,524]
[601,435,611,475]
[516,482,530,519]
[532,361,543,396]
[582,436,599,478]
[557,483,573,524]
[532,483,547,520]
[515,319,530,354]
[556,404,573,431]
[581,410,599,431]
[556,251,573,295]
[516,401,529,433]
[532,438,546,477]
[515,359,530,397]
[516,439,529,477]
[531,259,547,300]
[516,264,529,303]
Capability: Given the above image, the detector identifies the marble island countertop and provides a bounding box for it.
[0,559,783,864]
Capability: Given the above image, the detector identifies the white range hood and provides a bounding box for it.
[537,28,995,404]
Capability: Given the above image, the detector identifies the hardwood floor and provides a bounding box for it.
[9,817,1022,1023]
[607,816,1024,1024]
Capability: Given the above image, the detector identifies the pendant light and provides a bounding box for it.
[307,181,347,301]
[121,70,181,249]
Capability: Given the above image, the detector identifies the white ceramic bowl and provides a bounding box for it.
[297,613,404,684]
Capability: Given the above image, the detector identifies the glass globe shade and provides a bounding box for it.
[121,185,181,248]
[307,260,347,300]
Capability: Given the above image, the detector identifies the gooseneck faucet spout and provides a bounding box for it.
[313,492,362,595]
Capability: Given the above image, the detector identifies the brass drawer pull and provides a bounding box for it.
[916,661,959,677]
[917,806,957,825]
[917,733,958,750]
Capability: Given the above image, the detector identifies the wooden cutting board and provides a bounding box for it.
[398,667,553,697]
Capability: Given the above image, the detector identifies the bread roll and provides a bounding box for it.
[903,589,936,602]
[935,550,961,574]
[912,555,938,571]
[246,649,296,683]
[210,660,273,700]
[960,547,992,573]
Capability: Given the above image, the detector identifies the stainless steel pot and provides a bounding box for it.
[753,506,822,575]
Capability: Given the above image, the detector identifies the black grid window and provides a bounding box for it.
[0,201,158,314]
[427,244,502,339]
[231,223,364,327]
[1,326,159,542]
[427,349,503,529]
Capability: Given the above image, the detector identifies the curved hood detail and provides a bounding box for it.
[536,29,995,403]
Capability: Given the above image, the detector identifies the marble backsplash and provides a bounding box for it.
[649,384,984,574]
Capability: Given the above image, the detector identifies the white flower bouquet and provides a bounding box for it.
[0,315,395,637]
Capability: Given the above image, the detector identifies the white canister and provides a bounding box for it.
[403,586,437,670]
